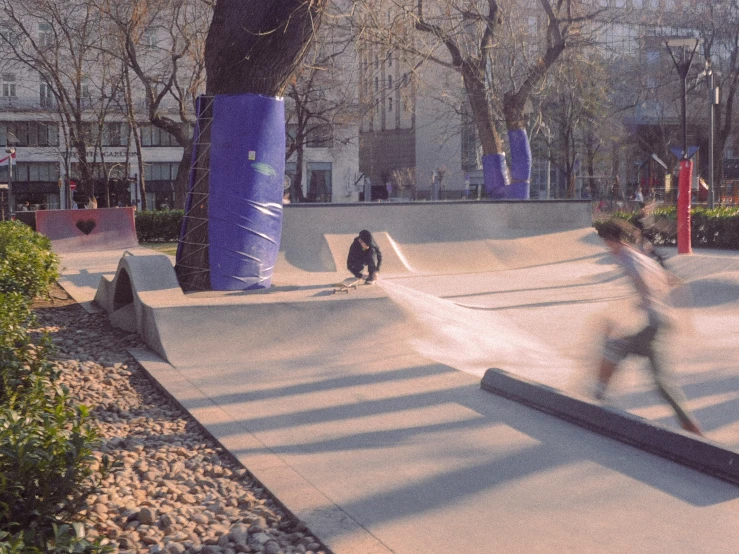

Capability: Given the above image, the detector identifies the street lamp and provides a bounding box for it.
[703,59,720,209]
[666,37,700,254]
[5,131,18,218]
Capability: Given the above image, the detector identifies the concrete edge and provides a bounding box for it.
[127,347,392,554]
[480,367,739,486]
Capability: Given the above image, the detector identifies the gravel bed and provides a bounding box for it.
[31,287,330,554]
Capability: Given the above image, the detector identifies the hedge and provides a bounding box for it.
[0,221,59,298]
[135,209,183,242]
[594,206,739,250]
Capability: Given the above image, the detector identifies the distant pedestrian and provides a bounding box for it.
[347,229,382,284]
[592,219,702,435]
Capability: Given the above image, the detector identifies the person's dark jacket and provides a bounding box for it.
[347,236,382,276]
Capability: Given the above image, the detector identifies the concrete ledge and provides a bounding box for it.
[481,368,739,486]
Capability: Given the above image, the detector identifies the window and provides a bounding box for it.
[140,124,178,146]
[306,124,333,148]
[646,50,660,64]
[306,162,332,202]
[144,162,177,182]
[285,123,298,148]
[81,78,91,98]
[375,76,378,92]
[388,76,392,89]
[0,122,58,147]
[0,162,59,184]
[103,122,127,147]
[2,73,15,97]
[0,26,16,45]
[39,23,53,48]
[284,161,297,191]
[387,51,392,68]
[40,82,54,107]
[388,97,393,112]
[141,28,157,48]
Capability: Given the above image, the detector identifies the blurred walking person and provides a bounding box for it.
[593,219,702,435]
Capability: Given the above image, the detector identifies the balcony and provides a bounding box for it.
[0,95,57,112]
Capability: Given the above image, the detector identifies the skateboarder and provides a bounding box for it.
[593,219,703,435]
[347,229,382,284]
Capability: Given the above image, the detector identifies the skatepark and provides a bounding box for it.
[53,201,739,553]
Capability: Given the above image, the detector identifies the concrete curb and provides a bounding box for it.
[481,368,739,486]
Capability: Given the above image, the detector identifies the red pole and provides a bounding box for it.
[677,159,692,254]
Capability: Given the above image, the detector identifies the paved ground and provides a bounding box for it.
[56,212,739,553]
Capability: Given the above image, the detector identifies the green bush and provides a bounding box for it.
[0,292,51,406]
[595,206,739,250]
[0,245,109,552]
[0,392,109,552]
[135,209,184,242]
[0,221,59,298]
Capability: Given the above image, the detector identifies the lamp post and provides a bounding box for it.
[106,162,126,208]
[5,147,14,218]
[666,37,700,254]
[704,59,720,209]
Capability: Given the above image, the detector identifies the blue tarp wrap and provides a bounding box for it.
[483,153,509,199]
[507,129,531,200]
[208,94,285,290]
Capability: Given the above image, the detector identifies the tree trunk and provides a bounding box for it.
[178,0,324,291]
[292,145,306,202]
[173,142,192,210]
[461,63,502,155]
[205,0,325,96]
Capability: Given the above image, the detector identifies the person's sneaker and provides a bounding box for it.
[365,274,377,284]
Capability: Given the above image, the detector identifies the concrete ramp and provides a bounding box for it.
[36,207,137,254]
[277,201,596,277]
[94,252,185,358]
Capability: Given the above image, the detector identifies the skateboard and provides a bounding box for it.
[333,277,363,293]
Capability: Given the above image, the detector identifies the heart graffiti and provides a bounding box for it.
[75,219,97,235]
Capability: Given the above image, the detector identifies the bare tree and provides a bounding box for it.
[537,49,614,198]
[693,2,739,199]
[355,0,608,195]
[95,0,210,209]
[285,1,360,202]
[0,0,118,201]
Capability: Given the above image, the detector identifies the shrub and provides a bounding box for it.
[0,292,51,405]
[594,206,739,249]
[0,394,110,552]
[135,209,184,242]
[0,243,109,552]
[0,221,59,298]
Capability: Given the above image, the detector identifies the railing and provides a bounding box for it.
[0,96,57,111]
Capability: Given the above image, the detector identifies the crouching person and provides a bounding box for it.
[347,229,382,284]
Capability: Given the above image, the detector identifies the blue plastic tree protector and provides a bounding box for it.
[507,128,531,200]
[482,153,509,199]
[208,94,285,290]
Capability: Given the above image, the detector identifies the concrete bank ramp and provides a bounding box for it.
[277,201,598,276]
[36,207,138,254]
